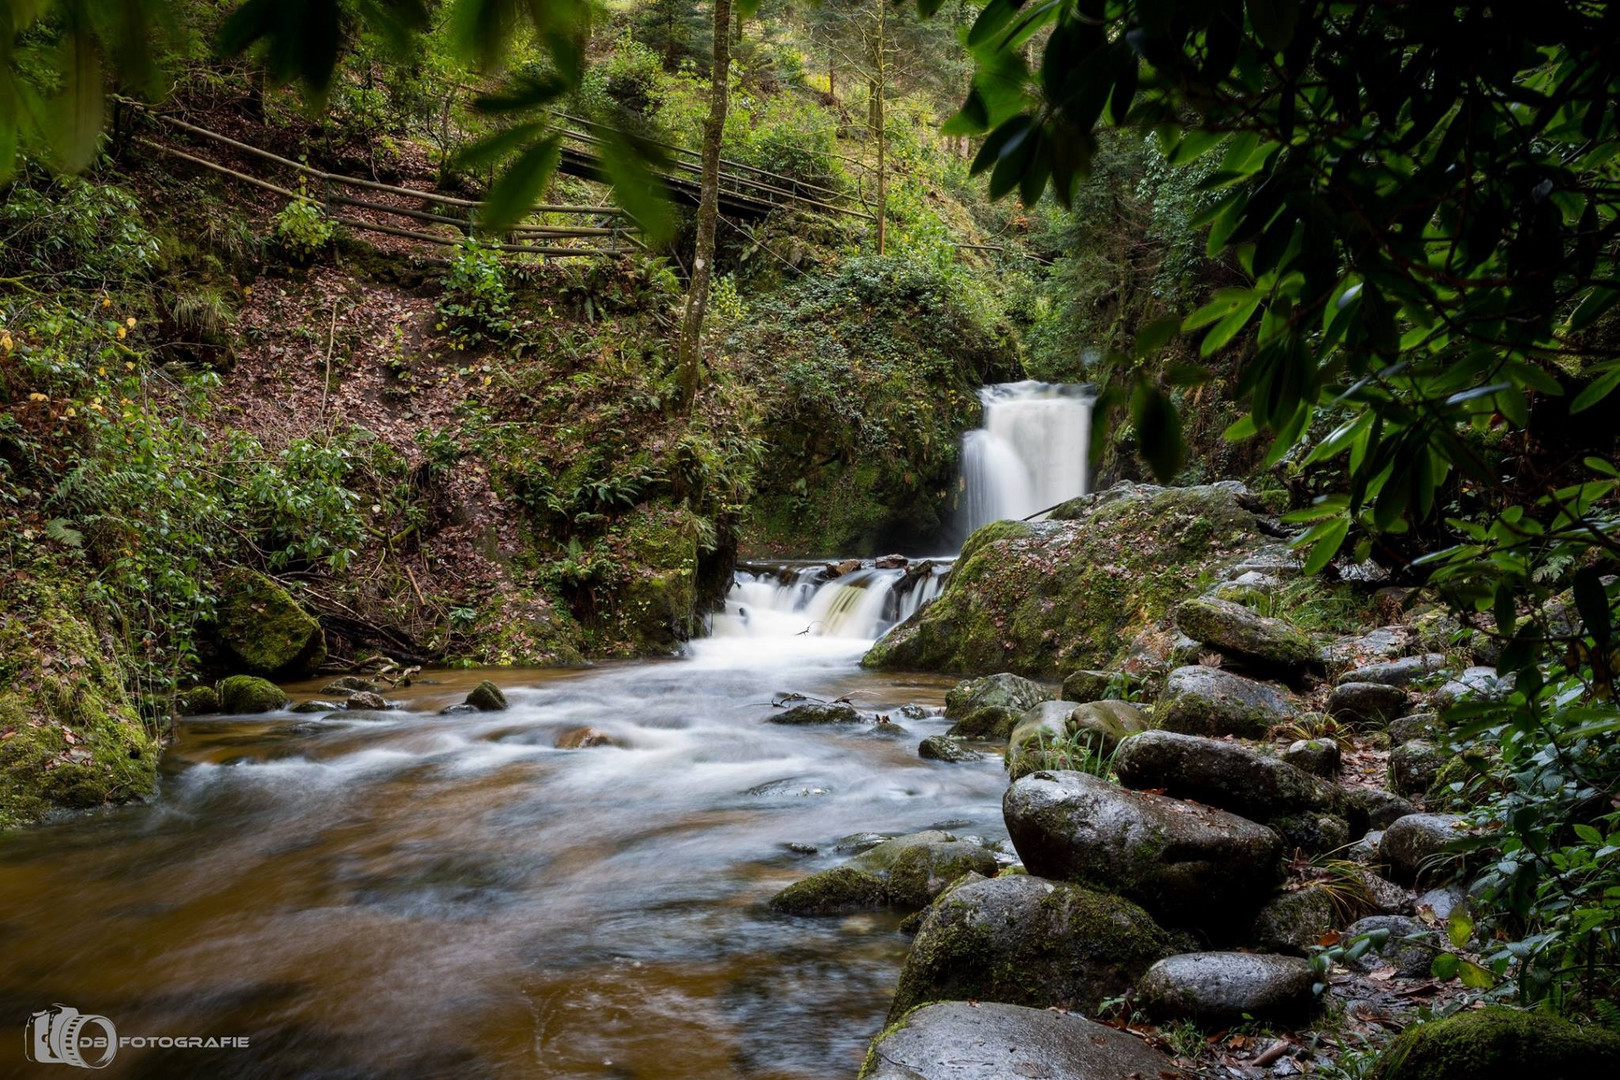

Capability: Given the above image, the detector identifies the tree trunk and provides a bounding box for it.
[874,1,887,255]
[675,0,734,411]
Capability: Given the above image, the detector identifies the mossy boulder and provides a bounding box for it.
[1004,770,1284,936]
[1344,915,1439,977]
[944,672,1050,719]
[1250,886,1337,955]
[768,867,887,915]
[853,831,1000,909]
[1172,596,1318,674]
[0,568,160,829]
[218,675,288,714]
[769,702,861,725]
[917,735,984,762]
[1369,1007,1620,1080]
[1330,681,1411,726]
[1381,813,1470,886]
[863,482,1267,678]
[1059,668,1113,703]
[465,680,508,712]
[1157,665,1298,738]
[1006,700,1150,779]
[175,685,220,716]
[611,508,701,655]
[1283,738,1342,776]
[214,568,326,677]
[887,873,1174,1022]
[1388,740,1447,796]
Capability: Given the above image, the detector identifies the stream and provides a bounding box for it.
[0,381,1094,1078]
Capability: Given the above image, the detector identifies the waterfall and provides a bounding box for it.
[958,380,1094,537]
[708,561,950,643]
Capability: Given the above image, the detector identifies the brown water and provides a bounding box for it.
[0,638,1008,1079]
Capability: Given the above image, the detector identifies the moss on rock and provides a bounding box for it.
[176,685,220,715]
[0,566,159,829]
[218,675,288,714]
[1370,1007,1620,1080]
[768,866,888,915]
[214,568,326,677]
[863,483,1266,678]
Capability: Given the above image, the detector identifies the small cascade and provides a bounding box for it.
[710,560,950,643]
[959,380,1094,537]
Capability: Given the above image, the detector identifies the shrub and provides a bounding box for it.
[435,240,510,340]
[269,198,335,264]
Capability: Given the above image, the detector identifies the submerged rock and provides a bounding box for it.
[1004,771,1284,935]
[465,680,508,712]
[555,726,618,749]
[917,735,984,763]
[860,1001,1186,1080]
[1136,951,1319,1027]
[942,673,1050,738]
[321,675,381,694]
[1366,1006,1620,1080]
[853,831,999,909]
[1381,813,1470,885]
[1157,666,1298,738]
[291,699,343,714]
[1114,730,1338,824]
[214,568,326,678]
[888,874,1173,1021]
[1173,596,1318,673]
[345,691,390,711]
[862,482,1269,678]
[218,675,288,714]
[767,867,886,915]
[769,702,861,725]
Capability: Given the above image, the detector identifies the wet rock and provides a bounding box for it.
[1172,596,1318,673]
[859,1001,1186,1080]
[175,685,219,716]
[1067,700,1150,755]
[1389,740,1447,796]
[1005,700,1149,779]
[1283,738,1342,777]
[555,726,618,749]
[465,680,508,712]
[1137,951,1319,1027]
[863,483,1270,679]
[1231,546,1305,580]
[1339,654,1449,687]
[945,707,1022,739]
[769,702,861,725]
[1157,666,1298,738]
[321,675,380,694]
[1004,771,1284,935]
[345,691,390,711]
[895,703,930,720]
[1323,626,1412,666]
[854,831,1000,909]
[1415,883,1468,921]
[873,554,908,569]
[834,832,890,854]
[215,568,326,678]
[1060,669,1113,704]
[1365,1006,1620,1080]
[1389,711,1441,743]
[917,735,984,763]
[218,675,287,714]
[1432,666,1512,707]
[826,558,861,577]
[1270,811,1351,856]
[1212,571,1280,606]
[291,699,343,714]
[1170,633,1205,666]
[1114,730,1338,824]
[1347,830,1383,865]
[1341,786,1417,834]
[1330,682,1409,726]
[944,673,1050,723]
[438,703,477,716]
[768,867,886,915]
[1359,868,1412,915]
[1345,915,1438,977]
[1250,887,1337,955]
[1381,813,1470,885]
[887,874,1173,1021]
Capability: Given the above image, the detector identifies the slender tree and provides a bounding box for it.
[674,0,735,409]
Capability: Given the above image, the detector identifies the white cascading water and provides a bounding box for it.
[959,380,1095,536]
[708,562,949,646]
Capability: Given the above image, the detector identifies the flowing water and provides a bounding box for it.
[958,380,1095,537]
[0,565,1005,1079]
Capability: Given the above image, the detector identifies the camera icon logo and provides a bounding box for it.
[25,1005,117,1069]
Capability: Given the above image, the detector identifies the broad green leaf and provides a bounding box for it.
[1570,366,1620,414]
[478,135,561,232]
[1300,515,1348,575]
[1132,383,1184,482]
[1430,952,1460,980]
[1134,315,1183,357]
[1447,909,1474,949]
[52,23,104,172]
[1247,0,1300,50]
[1458,960,1495,989]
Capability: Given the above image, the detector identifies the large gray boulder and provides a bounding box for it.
[1345,915,1439,977]
[1389,740,1447,795]
[1137,951,1319,1027]
[888,874,1173,1021]
[1004,771,1284,935]
[1060,669,1114,704]
[1114,730,1339,824]
[860,1001,1187,1080]
[1338,654,1449,687]
[1172,596,1318,673]
[1157,666,1298,738]
[1250,886,1337,955]
[1341,786,1417,834]
[1381,813,1470,885]
[767,867,887,915]
[1330,682,1410,726]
